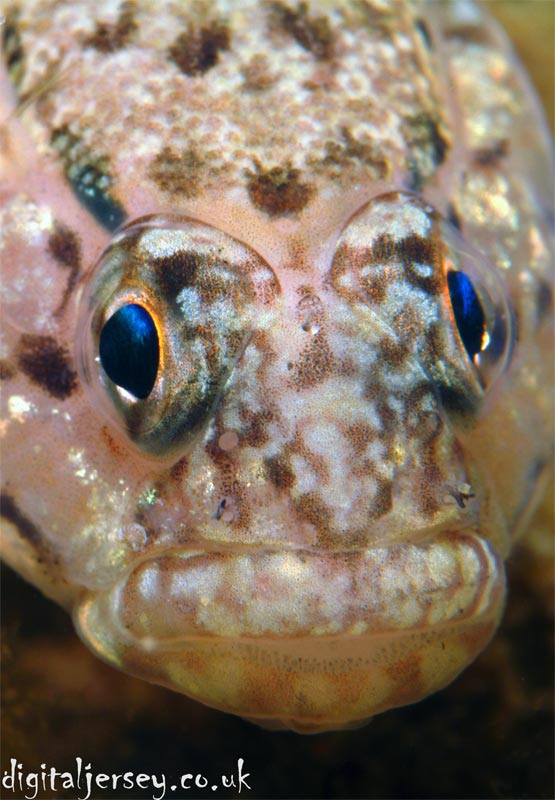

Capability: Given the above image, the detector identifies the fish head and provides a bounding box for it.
[2,0,553,734]
[66,191,513,731]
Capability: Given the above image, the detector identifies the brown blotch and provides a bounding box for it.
[423,322,443,365]
[436,380,476,419]
[47,223,81,268]
[1,494,43,548]
[294,492,333,536]
[16,334,78,400]
[151,249,238,306]
[407,379,436,406]
[0,360,16,380]
[240,407,274,447]
[398,233,442,294]
[170,456,190,483]
[319,127,389,179]
[282,240,311,273]
[419,461,442,516]
[378,337,410,368]
[246,162,315,217]
[474,140,509,167]
[345,422,375,456]
[47,223,82,316]
[328,244,384,304]
[362,379,379,402]
[400,233,437,266]
[386,653,423,701]
[151,249,200,300]
[242,54,278,91]
[148,146,207,198]
[168,20,231,76]
[347,229,442,301]
[290,432,330,484]
[271,2,336,60]
[416,409,446,516]
[371,234,396,264]
[290,332,335,389]
[216,482,251,531]
[265,454,296,491]
[84,1,138,52]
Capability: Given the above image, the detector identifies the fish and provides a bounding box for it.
[0,0,553,734]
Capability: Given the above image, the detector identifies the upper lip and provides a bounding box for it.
[76,531,505,649]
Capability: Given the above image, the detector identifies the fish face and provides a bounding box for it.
[70,192,512,731]
[1,0,553,733]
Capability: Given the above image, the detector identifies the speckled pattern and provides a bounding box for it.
[2,0,449,206]
[1,0,553,735]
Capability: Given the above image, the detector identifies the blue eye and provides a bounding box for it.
[99,304,159,399]
[447,271,486,360]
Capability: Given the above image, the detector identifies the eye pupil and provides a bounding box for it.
[99,304,159,399]
[447,271,486,360]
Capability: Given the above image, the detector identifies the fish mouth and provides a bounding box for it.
[75,532,505,731]
[78,531,504,645]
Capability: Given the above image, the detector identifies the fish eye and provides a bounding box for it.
[99,304,159,400]
[441,238,513,395]
[77,214,280,458]
[329,192,513,421]
[446,271,486,361]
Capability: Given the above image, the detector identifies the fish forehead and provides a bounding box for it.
[5,0,451,246]
[1,0,553,731]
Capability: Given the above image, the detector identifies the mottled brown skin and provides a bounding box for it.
[0,0,553,735]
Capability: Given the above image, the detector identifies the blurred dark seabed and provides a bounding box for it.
[1,3,554,799]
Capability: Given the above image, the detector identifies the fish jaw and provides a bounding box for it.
[74,532,505,732]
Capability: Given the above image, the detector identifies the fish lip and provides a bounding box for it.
[76,530,506,652]
[73,530,507,732]
[132,515,503,559]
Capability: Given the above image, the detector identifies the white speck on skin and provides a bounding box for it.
[8,394,37,422]
[176,287,203,324]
